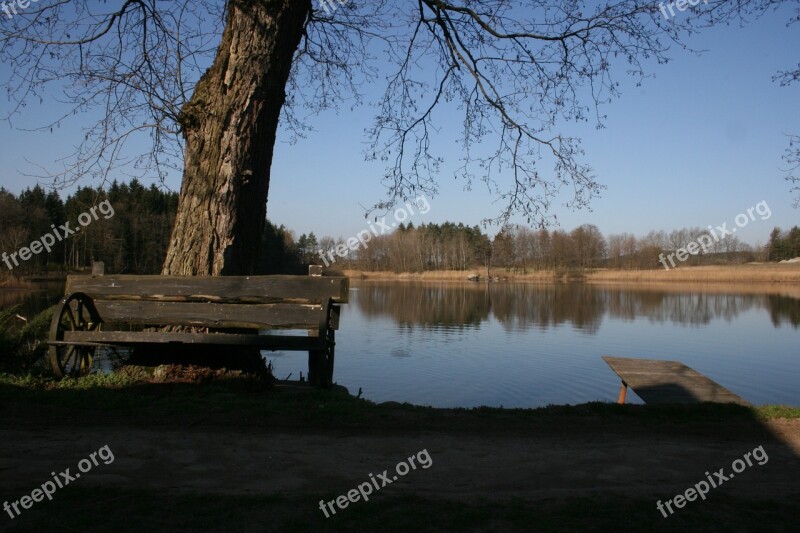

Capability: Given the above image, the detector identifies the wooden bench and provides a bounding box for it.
[48,273,349,387]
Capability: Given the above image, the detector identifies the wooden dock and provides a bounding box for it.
[602,356,750,406]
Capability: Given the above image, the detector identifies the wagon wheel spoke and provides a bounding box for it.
[61,346,77,374]
[79,351,93,372]
[75,300,86,328]
[64,306,77,330]
[69,347,81,373]
[69,346,82,374]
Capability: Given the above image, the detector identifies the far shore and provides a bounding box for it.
[343,263,800,284]
[3,263,798,288]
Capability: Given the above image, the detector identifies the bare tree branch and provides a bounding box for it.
[784,135,800,208]
[1,0,224,190]
[2,0,797,223]
[363,0,690,226]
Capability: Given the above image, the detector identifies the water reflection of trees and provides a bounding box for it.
[489,284,605,333]
[767,295,800,328]
[604,291,758,326]
[354,283,491,331]
[0,282,64,317]
[352,283,800,332]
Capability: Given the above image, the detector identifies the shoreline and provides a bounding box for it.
[343,263,800,284]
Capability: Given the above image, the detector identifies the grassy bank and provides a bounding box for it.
[2,373,798,432]
[343,263,800,284]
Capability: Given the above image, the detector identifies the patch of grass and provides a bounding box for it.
[0,305,54,375]
[1,375,796,436]
[55,372,149,389]
[0,371,145,389]
[0,373,380,429]
[444,400,799,423]
[754,404,800,420]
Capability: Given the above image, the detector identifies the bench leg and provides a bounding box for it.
[617,381,628,404]
[325,330,335,387]
[308,326,335,389]
[308,350,323,387]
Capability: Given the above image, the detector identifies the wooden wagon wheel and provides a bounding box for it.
[308,325,335,388]
[49,292,102,378]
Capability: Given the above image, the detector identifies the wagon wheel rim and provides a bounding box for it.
[49,293,101,378]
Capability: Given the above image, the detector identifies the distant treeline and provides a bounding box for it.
[309,222,800,272]
[1,179,798,276]
[0,181,306,277]
[767,227,800,262]
[1,181,177,275]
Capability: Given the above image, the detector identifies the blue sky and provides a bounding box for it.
[1,4,798,246]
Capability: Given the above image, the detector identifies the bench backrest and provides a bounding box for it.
[64,275,349,331]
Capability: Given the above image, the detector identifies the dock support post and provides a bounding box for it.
[617,381,628,404]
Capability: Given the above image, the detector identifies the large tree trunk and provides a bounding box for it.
[163,0,310,276]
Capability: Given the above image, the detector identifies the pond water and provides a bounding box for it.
[269,281,800,408]
[4,280,799,408]
[0,281,65,324]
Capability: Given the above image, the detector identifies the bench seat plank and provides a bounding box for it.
[91,300,328,330]
[62,331,326,350]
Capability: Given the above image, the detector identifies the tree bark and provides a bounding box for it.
[163,0,310,276]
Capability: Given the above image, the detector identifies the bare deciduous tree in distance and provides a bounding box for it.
[785,135,800,208]
[1,0,797,275]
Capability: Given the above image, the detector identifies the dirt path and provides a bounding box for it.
[3,420,799,503]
